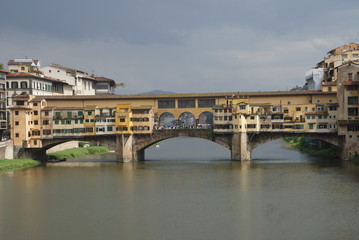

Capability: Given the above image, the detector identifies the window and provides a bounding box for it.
[347,125,359,131]
[158,100,176,109]
[15,111,19,115]
[55,112,61,118]
[34,110,38,115]
[34,120,38,125]
[296,107,301,111]
[15,121,19,125]
[54,120,59,125]
[16,101,24,106]
[348,96,358,105]
[348,108,358,116]
[32,130,40,136]
[198,99,215,108]
[20,81,28,88]
[43,130,52,135]
[15,133,19,138]
[178,99,195,108]
[43,120,49,125]
[239,105,246,110]
[78,111,83,116]
[107,126,113,131]
[67,112,72,118]
[348,73,353,82]
[45,111,49,116]
[87,111,92,115]
[119,118,126,122]
[348,85,359,90]
[309,123,314,130]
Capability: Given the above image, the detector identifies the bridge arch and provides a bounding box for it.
[248,132,343,152]
[132,129,232,157]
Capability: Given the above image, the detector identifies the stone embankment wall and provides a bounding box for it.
[0,140,14,159]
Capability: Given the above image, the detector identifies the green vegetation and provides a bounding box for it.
[0,63,3,70]
[47,146,109,160]
[283,137,339,157]
[0,159,41,172]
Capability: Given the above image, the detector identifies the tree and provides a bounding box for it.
[0,63,3,70]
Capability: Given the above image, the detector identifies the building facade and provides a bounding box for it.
[41,64,116,96]
[0,69,8,138]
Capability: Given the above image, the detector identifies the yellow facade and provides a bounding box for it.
[8,91,342,148]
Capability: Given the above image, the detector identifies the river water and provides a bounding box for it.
[1,138,359,240]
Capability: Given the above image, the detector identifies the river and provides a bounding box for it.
[1,138,359,240]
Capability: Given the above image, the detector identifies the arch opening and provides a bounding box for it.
[145,136,230,161]
[251,137,340,162]
[178,112,195,128]
[159,112,176,129]
[198,111,213,129]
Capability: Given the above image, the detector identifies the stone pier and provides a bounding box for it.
[231,132,251,161]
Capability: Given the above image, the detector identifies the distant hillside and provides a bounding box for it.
[140,89,176,95]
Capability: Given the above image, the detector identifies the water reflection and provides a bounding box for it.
[1,139,359,240]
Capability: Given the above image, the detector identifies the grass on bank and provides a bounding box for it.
[47,146,109,160]
[0,159,41,172]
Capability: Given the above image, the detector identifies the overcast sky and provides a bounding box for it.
[1,0,359,94]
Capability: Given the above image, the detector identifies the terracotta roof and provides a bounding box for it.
[322,82,337,86]
[94,77,116,86]
[0,69,9,73]
[343,81,359,86]
[8,59,39,66]
[48,64,86,74]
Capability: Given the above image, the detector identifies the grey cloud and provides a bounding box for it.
[2,0,358,45]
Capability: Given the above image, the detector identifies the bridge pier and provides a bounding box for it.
[116,134,144,162]
[340,135,359,160]
[231,132,251,161]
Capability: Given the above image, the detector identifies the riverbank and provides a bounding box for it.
[283,137,339,157]
[47,146,109,160]
[0,159,41,172]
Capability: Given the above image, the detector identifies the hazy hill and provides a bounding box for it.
[140,89,176,95]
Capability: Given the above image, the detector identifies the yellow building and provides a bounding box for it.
[7,91,340,150]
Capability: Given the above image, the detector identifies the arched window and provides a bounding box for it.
[20,81,28,89]
[159,112,176,128]
[179,112,195,128]
[11,82,18,89]
[198,111,213,128]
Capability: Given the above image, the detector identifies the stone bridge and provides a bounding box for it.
[27,130,344,162]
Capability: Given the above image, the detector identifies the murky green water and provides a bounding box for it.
[1,139,359,240]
